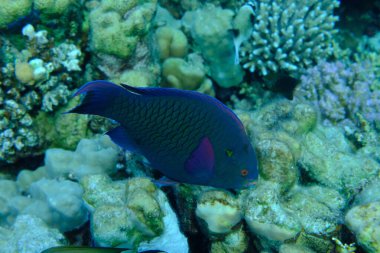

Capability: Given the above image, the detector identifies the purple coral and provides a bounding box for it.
[294,61,380,130]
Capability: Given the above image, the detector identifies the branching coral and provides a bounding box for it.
[294,60,380,131]
[240,0,339,77]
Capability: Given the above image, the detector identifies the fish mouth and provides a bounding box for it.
[242,179,257,188]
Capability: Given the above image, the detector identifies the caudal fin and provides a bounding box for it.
[67,80,128,118]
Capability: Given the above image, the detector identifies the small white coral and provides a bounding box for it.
[196,190,242,234]
[52,43,82,72]
[22,24,48,45]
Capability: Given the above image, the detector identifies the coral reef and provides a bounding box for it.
[295,60,380,132]
[155,26,188,60]
[0,1,380,252]
[240,0,339,78]
[161,54,215,95]
[344,178,380,253]
[299,125,379,197]
[196,190,242,234]
[0,24,86,163]
[182,4,244,88]
[0,0,33,28]
[345,201,380,253]
[89,0,157,59]
[235,99,377,252]
[28,178,88,232]
[0,215,66,253]
[81,175,188,252]
[34,0,76,16]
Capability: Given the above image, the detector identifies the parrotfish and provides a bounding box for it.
[68,81,258,189]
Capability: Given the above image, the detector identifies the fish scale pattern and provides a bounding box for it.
[117,95,209,161]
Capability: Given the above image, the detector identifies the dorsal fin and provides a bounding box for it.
[120,83,147,95]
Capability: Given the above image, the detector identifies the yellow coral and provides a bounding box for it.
[15,62,34,84]
[34,0,75,15]
[156,26,188,60]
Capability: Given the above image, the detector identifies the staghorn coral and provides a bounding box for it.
[240,0,339,78]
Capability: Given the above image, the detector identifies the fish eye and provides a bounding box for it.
[241,169,248,177]
[225,149,234,157]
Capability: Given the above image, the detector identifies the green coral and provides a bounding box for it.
[81,175,166,248]
[34,0,76,16]
[156,26,188,60]
[243,100,317,193]
[89,0,157,59]
[345,201,380,253]
[299,125,380,197]
[182,4,244,88]
[210,228,248,253]
[0,0,33,28]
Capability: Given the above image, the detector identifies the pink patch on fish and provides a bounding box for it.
[185,137,215,180]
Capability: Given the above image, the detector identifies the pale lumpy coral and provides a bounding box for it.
[0,215,66,253]
[240,0,339,77]
[89,0,157,59]
[345,202,380,253]
[182,4,244,88]
[81,175,188,252]
[195,190,242,234]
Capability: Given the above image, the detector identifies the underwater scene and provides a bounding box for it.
[0,0,379,252]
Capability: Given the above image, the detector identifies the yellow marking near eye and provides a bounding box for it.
[225,149,234,157]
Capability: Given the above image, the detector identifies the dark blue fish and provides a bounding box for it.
[42,246,166,253]
[68,81,258,189]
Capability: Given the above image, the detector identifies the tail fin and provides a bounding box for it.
[67,80,128,118]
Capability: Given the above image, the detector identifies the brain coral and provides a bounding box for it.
[240,0,339,77]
